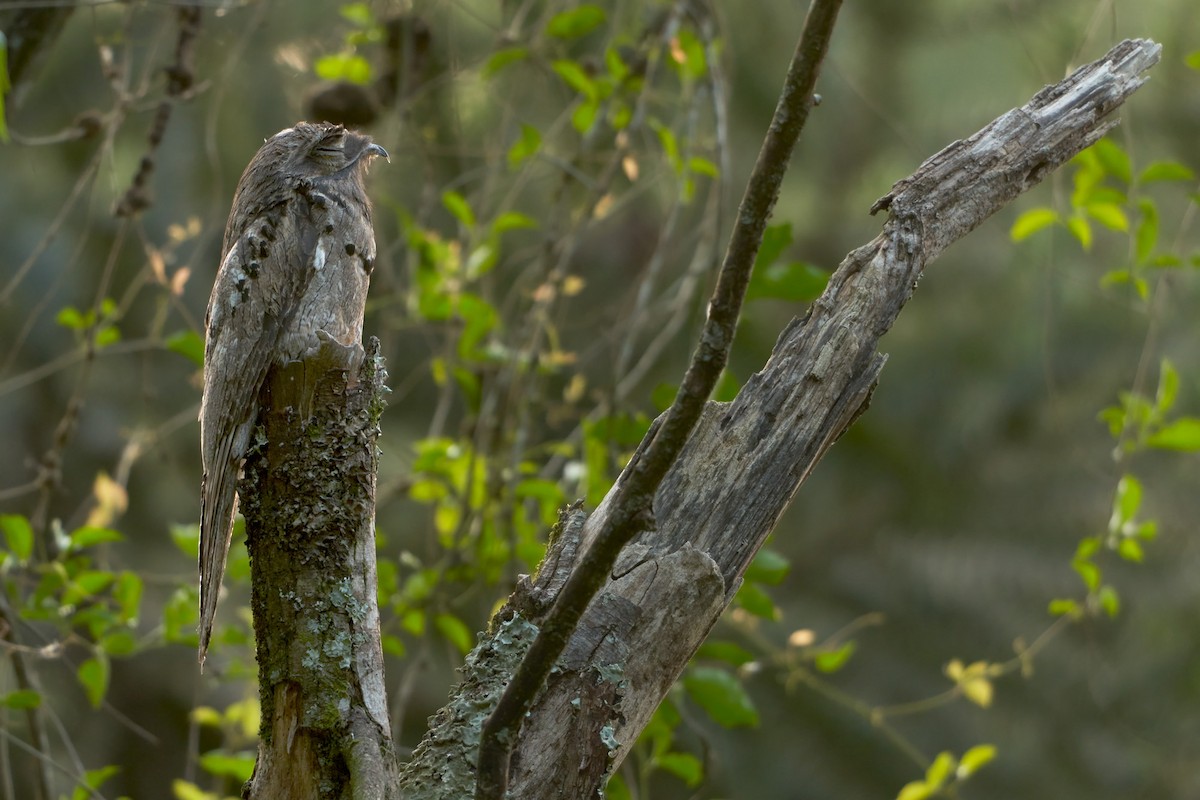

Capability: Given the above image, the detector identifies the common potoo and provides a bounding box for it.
[199,122,387,664]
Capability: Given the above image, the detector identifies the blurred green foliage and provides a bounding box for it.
[0,2,1198,799]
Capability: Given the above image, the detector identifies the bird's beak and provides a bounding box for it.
[366,143,390,163]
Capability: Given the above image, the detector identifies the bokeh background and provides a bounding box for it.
[1,1,1198,798]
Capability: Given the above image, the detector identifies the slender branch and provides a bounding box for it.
[473,2,845,796]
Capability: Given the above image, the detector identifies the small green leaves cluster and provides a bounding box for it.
[1,509,142,711]
[895,744,997,800]
[1053,358,1199,620]
[1010,137,1198,299]
[313,3,384,85]
[745,223,829,304]
[606,703,700,798]
[57,297,121,348]
[172,697,259,800]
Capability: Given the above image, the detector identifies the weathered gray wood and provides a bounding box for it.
[397,38,1160,798]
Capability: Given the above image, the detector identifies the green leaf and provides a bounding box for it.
[114,571,142,623]
[68,525,123,551]
[483,47,528,77]
[72,765,120,800]
[77,655,110,708]
[1135,198,1158,262]
[571,99,599,133]
[1156,358,1179,414]
[382,634,406,657]
[1066,214,1092,250]
[1010,208,1059,241]
[814,640,857,674]
[545,5,606,39]
[166,330,205,367]
[896,781,934,800]
[696,640,756,667]
[1146,418,1200,451]
[650,119,682,173]
[1072,557,1100,591]
[170,523,200,560]
[656,751,703,787]
[435,612,474,654]
[314,53,372,85]
[1117,538,1144,563]
[491,211,538,234]
[1097,584,1121,617]
[94,325,120,348]
[1,514,33,561]
[753,223,793,271]
[958,744,997,777]
[1,689,41,709]
[100,629,137,656]
[56,306,87,330]
[1187,50,1200,70]
[1092,138,1131,183]
[688,156,719,178]
[339,2,374,26]
[1085,202,1128,232]
[604,774,633,800]
[1048,598,1080,617]
[745,548,790,585]
[199,750,256,781]
[1139,160,1196,183]
[1114,474,1142,525]
[734,581,778,620]
[747,261,829,303]
[683,666,759,727]
[507,123,541,169]
[925,751,956,789]
[552,59,597,100]
[441,190,476,229]
[171,779,217,800]
[163,587,199,645]
[670,29,707,81]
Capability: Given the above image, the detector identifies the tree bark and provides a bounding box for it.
[397,38,1161,798]
[239,337,397,800]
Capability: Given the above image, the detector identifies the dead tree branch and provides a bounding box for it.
[398,37,1161,800]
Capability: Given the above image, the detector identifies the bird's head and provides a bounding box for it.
[266,121,389,180]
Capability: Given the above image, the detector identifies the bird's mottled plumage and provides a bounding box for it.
[199,122,386,664]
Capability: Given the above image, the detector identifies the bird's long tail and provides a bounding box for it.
[198,450,239,667]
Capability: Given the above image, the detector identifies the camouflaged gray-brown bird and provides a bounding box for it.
[198,122,387,665]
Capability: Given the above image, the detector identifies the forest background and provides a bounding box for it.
[1,1,1199,799]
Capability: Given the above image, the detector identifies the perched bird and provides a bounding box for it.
[199,122,387,665]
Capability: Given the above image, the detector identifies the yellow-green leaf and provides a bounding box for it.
[958,744,997,777]
[1146,418,1200,451]
[441,190,476,229]
[435,612,474,654]
[1,514,33,561]
[683,666,759,728]
[896,780,934,800]
[1066,215,1092,250]
[1139,160,1196,183]
[1085,202,1128,232]
[1010,208,1059,241]
[77,655,110,709]
[545,5,606,39]
[814,640,857,674]
[925,751,956,789]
